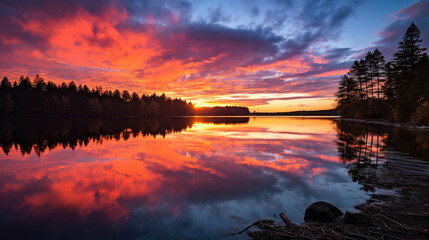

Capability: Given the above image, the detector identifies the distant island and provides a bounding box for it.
[251,109,339,116]
[336,23,429,125]
[0,76,249,117]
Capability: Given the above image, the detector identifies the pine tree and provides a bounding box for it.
[337,75,356,117]
[394,23,426,72]
[386,23,427,98]
[0,77,12,91]
[360,58,369,113]
[384,62,398,99]
[122,90,131,103]
[364,51,376,114]
[372,49,386,115]
[349,61,364,102]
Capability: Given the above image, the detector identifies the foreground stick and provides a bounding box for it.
[280,212,297,233]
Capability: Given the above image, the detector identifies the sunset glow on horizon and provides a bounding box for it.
[1,0,428,112]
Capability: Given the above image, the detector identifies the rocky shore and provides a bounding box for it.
[233,149,429,240]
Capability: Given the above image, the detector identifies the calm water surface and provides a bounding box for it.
[0,117,427,239]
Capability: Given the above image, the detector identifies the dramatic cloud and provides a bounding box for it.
[0,0,427,111]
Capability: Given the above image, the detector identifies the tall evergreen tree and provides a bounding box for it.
[349,61,365,108]
[364,51,376,114]
[360,58,369,112]
[386,23,427,99]
[336,75,356,117]
[393,23,426,73]
[372,49,386,115]
[0,77,12,91]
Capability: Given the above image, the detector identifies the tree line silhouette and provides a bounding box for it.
[0,76,249,116]
[337,23,429,124]
[0,117,249,156]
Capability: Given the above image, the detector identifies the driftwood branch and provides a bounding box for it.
[279,212,297,233]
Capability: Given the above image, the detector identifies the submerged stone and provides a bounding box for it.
[304,201,343,222]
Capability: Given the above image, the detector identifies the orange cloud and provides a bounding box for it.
[0,4,348,111]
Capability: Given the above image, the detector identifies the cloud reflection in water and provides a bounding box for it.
[0,117,368,240]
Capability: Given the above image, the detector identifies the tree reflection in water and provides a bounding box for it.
[336,120,429,192]
[0,117,427,240]
[0,117,249,156]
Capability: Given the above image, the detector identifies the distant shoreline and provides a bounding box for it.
[251,109,340,116]
[338,118,429,129]
[0,114,342,119]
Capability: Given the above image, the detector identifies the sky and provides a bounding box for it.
[0,0,428,112]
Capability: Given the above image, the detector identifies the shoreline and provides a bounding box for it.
[337,118,429,131]
[236,146,429,239]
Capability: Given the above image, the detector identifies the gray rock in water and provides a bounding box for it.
[304,201,343,222]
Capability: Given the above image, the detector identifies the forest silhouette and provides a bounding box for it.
[0,77,249,117]
[336,23,429,124]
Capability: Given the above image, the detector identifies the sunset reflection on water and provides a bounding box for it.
[0,117,368,239]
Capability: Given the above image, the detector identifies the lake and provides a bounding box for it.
[0,117,428,239]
